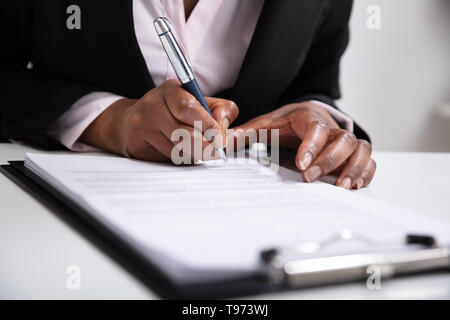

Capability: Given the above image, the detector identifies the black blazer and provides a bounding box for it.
[0,0,369,148]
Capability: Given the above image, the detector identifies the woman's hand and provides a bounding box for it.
[80,80,239,163]
[229,102,376,189]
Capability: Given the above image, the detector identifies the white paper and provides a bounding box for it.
[25,153,450,279]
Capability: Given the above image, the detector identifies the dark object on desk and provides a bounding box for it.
[407,234,437,247]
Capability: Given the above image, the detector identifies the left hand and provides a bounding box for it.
[228,102,376,189]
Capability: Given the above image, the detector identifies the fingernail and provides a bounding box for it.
[339,177,352,189]
[304,165,321,182]
[299,152,312,170]
[355,178,364,189]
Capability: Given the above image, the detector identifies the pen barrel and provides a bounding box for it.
[182,79,213,117]
[182,79,227,160]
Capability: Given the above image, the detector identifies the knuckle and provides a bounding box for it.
[348,164,363,178]
[227,100,237,109]
[322,153,337,171]
[176,96,198,117]
[358,139,372,153]
[341,132,358,148]
[312,120,329,133]
[129,111,145,131]
[291,107,309,120]
[308,144,319,156]
[228,100,239,114]
[362,159,376,178]
[179,96,197,109]
[297,107,312,117]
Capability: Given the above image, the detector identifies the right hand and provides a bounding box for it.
[79,80,239,163]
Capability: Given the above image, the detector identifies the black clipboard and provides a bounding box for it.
[2,159,449,298]
[0,161,280,299]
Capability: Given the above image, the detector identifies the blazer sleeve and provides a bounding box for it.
[277,0,370,142]
[0,1,99,148]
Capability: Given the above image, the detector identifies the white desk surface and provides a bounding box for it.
[1,143,449,299]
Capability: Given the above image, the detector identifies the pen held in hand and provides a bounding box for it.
[153,17,227,161]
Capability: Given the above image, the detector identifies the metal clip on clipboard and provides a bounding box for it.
[260,230,450,288]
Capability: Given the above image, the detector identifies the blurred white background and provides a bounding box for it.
[340,0,450,151]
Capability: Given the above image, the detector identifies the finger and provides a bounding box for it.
[163,85,223,135]
[130,90,221,162]
[162,87,226,151]
[167,126,219,163]
[170,130,218,163]
[335,139,372,189]
[205,97,239,130]
[353,159,377,189]
[159,112,220,163]
[294,120,330,171]
[303,131,358,183]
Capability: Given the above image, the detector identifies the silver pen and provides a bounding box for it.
[153,17,227,161]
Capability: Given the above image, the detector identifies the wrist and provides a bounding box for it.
[79,98,136,156]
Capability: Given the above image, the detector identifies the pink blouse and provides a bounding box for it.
[46,0,352,151]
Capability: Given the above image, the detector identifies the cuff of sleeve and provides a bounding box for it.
[46,92,124,151]
[308,100,354,132]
